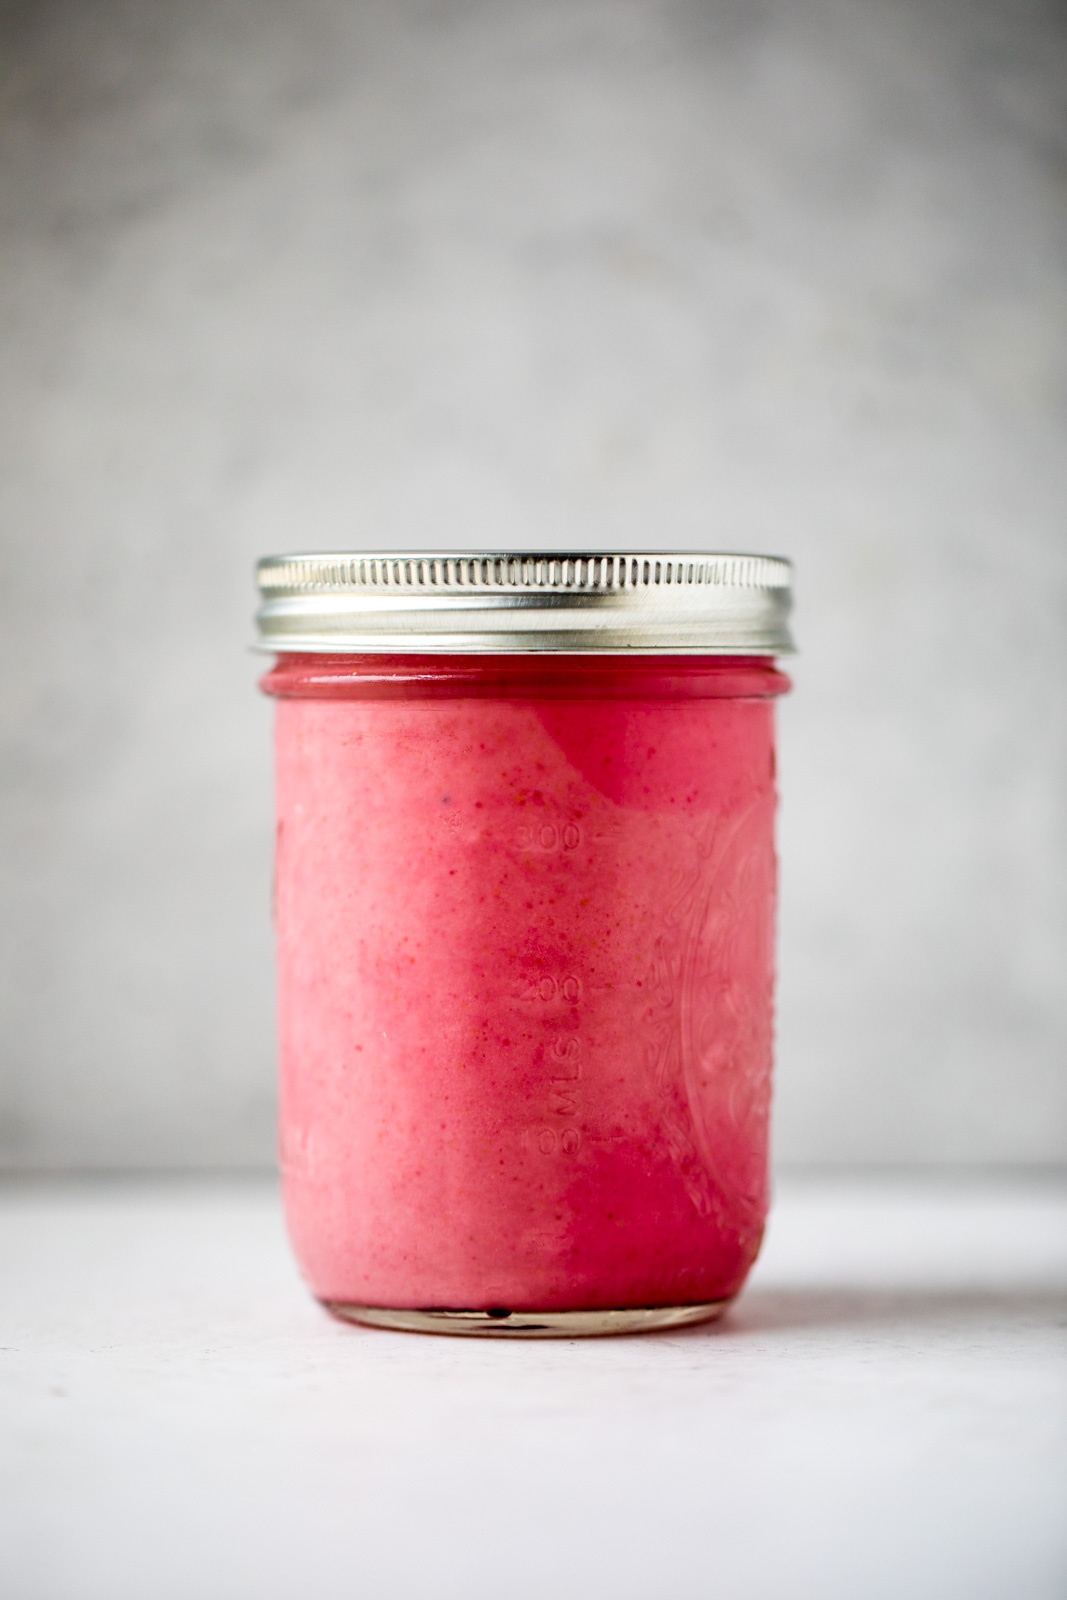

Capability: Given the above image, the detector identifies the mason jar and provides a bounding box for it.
[256,552,793,1336]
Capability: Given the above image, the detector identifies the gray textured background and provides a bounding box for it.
[1,0,1064,1171]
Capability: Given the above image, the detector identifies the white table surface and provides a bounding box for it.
[2,1175,1064,1600]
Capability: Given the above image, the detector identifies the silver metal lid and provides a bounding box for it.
[255,551,794,654]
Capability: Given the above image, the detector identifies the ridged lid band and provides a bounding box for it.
[255,551,794,655]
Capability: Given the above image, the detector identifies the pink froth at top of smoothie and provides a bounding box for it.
[264,655,788,1312]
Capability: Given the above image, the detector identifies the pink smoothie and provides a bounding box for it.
[263,654,788,1312]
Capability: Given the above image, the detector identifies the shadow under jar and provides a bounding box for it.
[256,552,794,1337]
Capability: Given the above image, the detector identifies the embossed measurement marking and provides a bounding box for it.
[524,986,583,1156]
[538,1125,581,1156]
[518,973,582,1003]
[516,821,582,852]
[548,1032,580,1121]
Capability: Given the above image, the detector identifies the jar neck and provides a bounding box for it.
[260,653,791,701]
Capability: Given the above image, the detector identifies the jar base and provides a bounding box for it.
[322,1299,732,1338]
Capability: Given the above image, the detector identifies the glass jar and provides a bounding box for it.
[257,553,793,1336]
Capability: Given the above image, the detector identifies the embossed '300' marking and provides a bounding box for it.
[516,822,582,852]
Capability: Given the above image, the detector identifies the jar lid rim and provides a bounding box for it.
[255,550,795,655]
